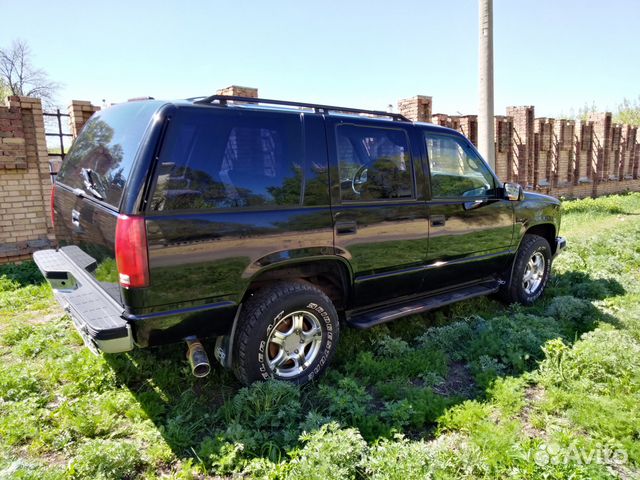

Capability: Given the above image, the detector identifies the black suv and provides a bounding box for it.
[34,95,566,385]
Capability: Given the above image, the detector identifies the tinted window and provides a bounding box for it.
[303,117,331,206]
[151,109,305,210]
[425,133,495,198]
[337,124,413,201]
[56,101,160,207]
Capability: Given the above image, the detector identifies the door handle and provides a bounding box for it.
[463,199,485,211]
[430,215,446,227]
[335,221,357,235]
[71,209,80,227]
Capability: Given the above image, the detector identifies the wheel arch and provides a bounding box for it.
[241,257,353,311]
[501,222,556,287]
[217,257,353,370]
[523,223,557,254]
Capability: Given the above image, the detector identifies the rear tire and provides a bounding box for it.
[498,234,552,306]
[232,280,340,386]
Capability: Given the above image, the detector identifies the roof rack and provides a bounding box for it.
[192,95,410,122]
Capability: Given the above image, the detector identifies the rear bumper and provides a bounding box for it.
[554,236,567,258]
[33,249,133,354]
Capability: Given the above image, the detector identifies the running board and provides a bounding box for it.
[346,281,499,330]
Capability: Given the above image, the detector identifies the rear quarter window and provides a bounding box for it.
[150,108,307,211]
[56,101,160,207]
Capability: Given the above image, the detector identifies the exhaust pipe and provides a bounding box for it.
[185,337,211,378]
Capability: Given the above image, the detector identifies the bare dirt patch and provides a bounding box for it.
[433,362,476,398]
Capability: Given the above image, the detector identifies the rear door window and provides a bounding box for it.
[56,101,160,207]
[336,124,414,201]
[150,108,305,211]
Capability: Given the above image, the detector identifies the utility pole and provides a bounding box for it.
[478,0,495,169]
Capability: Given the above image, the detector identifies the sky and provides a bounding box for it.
[1,0,639,118]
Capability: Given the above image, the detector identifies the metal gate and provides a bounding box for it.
[43,109,73,182]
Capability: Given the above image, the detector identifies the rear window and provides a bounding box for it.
[56,101,160,207]
[150,108,305,211]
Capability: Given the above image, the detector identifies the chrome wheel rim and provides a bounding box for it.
[522,252,545,295]
[266,310,323,378]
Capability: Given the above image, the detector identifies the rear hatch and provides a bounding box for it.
[53,100,163,305]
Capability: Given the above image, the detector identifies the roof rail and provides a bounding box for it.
[192,95,410,122]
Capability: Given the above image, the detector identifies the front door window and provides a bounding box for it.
[424,134,495,199]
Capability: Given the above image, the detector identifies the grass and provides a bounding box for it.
[1,192,640,479]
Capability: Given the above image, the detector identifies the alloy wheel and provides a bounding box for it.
[266,310,323,378]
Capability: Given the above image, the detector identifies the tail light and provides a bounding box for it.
[115,214,150,288]
[50,184,55,227]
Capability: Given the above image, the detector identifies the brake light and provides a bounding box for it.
[115,214,150,288]
[50,185,55,227]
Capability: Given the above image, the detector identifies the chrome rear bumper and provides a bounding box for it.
[33,249,133,354]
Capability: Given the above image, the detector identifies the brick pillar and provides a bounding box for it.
[458,115,478,146]
[574,120,594,183]
[611,123,622,180]
[554,119,575,186]
[216,85,259,98]
[0,98,26,169]
[19,96,53,240]
[68,100,100,138]
[534,118,554,188]
[621,125,636,179]
[445,115,460,131]
[433,114,461,131]
[398,95,432,122]
[634,141,640,179]
[588,112,612,183]
[431,113,450,127]
[506,106,534,187]
[494,116,513,182]
[0,95,54,263]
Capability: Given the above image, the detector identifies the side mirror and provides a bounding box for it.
[504,182,523,201]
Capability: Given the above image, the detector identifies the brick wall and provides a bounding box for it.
[409,98,639,199]
[0,96,54,263]
[1,85,640,264]
[500,106,639,198]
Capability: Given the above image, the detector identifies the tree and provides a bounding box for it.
[0,39,59,106]
[0,80,8,100]
[563,98,640,127]
[575,101,598,122]
[615,96,640,126]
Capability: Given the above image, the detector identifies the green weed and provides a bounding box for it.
[67,438,142,479]
[561,192,640,215]
[361,435,433,480]
[285,423,367,480]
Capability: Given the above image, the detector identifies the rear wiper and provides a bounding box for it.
[80,168,104,200]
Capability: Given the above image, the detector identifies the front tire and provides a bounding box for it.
[232,280,340,385]
[500,234,552,305]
